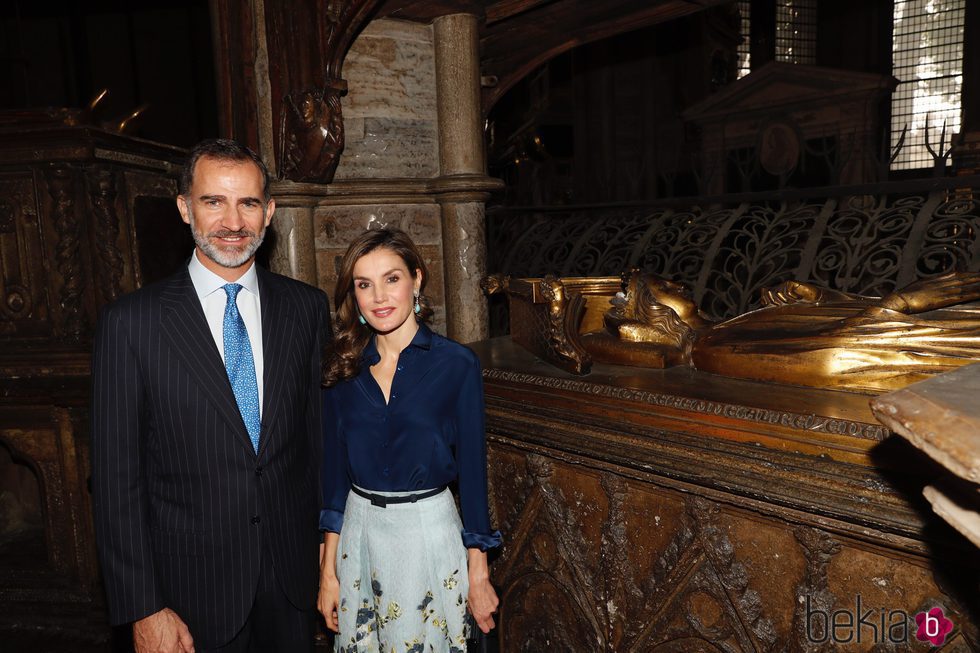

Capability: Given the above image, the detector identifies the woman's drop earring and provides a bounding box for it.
[413,292,421,315]
[358,312,367,325]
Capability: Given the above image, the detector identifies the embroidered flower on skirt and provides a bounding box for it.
[335,487,470,653]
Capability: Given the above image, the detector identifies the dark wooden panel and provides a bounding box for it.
[0,124,184,648]
[475,337,980,651]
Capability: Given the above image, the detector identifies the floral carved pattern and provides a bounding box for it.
[494,462,779,652]
[538,276,592,374]
[0,174,39,324]
[88,168,124,304]
[787,526,841,653]
[0,198,14,234]
[46,165,85,339]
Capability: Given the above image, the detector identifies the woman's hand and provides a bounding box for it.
[318,574,341,633]
[318,532,341,633]
[467,549,499,634]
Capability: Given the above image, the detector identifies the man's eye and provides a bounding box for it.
[205,199,221,207]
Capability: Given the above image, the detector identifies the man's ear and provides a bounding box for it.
[264,198,276,227]
[177,195,191,226]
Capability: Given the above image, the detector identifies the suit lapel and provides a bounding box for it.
[160,266,256,455]
[258,268,297,452]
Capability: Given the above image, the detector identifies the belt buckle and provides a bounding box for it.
[370,494,387,508]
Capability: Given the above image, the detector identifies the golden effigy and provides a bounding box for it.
[487,270,980,394]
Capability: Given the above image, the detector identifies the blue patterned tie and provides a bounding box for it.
[222,283,261,453]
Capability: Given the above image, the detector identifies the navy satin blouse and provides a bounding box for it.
[319,323,502,551]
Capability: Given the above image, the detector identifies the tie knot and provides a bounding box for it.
[223,283,243,301]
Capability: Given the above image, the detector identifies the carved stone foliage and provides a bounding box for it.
[45,165,85,340]
[487,178,980,323]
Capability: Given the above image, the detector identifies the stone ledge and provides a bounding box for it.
[271,174,503,206]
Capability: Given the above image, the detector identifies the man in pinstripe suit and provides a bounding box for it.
[92,139,330,652]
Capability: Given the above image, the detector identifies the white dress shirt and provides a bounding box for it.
[187,250,264,417]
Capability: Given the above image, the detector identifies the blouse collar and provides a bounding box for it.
[362,321,433,366]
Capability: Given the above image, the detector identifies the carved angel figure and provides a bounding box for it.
[278,85,345,183]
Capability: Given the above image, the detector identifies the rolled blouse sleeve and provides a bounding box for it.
[455,353,502,551]
[320,388,349,533]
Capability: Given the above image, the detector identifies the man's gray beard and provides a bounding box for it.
[188,208,266,269]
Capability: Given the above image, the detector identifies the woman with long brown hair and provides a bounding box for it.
[318,228,500,652]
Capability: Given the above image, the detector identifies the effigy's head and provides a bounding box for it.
[603,272,697,352]
[622,272,700,328]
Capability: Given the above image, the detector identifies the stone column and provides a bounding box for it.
[433,13,490,343]
[266,185,318,286]
[436,194,489,343]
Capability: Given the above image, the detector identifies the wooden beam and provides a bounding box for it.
[485,0,557,24]
[480,0,733,114]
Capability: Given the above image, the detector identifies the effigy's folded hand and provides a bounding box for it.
[876,271,980,314]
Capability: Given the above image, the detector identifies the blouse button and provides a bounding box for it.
[391,393,397,400]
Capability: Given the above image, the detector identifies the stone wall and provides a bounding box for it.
[334,19,440,181]
[314,200,447,333]
[310,19,449,333]
[268,15,499,342]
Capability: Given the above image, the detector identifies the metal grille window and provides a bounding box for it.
[737,0,751,79]
[775,0,817,65]
[890,0,964,171]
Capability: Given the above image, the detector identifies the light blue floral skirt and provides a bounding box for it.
[335,487,470,653]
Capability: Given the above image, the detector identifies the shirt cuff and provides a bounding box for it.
[319,509,344,534]
[462,529,502,551]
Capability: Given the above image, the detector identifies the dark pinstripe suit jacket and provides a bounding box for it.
[91,263,330,648]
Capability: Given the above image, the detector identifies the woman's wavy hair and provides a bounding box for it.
[322,227,433,387]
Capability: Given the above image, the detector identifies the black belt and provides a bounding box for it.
[351,485,445,508]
